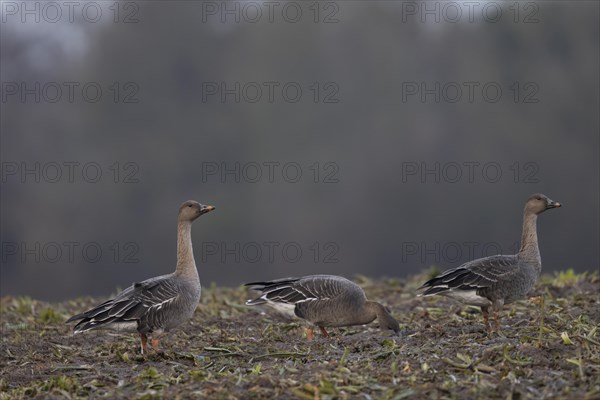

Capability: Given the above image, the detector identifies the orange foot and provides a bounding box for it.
[529,296,543,305]
[306,327,314,341]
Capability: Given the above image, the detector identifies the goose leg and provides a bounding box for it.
[481,306,491,334]
[491,300,504,333]
[493,310,501,332]
[140,333,148,354]
[151,337,161,351]
[319,326,329,338]
[306,327,315,340]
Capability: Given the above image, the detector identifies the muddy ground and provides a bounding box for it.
[1,269,599,399]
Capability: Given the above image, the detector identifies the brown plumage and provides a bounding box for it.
[245,275,400,338]
[418,193,561,333]
[66,200,215,354]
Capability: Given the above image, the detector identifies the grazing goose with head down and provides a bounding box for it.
[245,275,400,339]
[418,193,561,333]
[66,200,215,354]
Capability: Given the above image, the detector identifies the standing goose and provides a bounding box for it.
[417,193,561,333]
[245,275,400,339]
[66,200,215,354]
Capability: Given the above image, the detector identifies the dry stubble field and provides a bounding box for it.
[1,269,599,399]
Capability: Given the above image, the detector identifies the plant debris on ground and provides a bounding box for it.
[1,270,599,399]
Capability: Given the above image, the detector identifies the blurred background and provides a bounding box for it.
[1,1,598,301]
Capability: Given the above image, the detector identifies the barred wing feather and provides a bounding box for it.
[419,255,518,295]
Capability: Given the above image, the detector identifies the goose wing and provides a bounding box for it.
[245,275,357,306]
[67,275,179,333]
[418,255,518,296]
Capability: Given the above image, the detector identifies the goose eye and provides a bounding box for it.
[188,204,193,207]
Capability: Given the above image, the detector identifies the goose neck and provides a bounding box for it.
[518,210,540,266]
[175,220,198,278]
[360,301,382,324]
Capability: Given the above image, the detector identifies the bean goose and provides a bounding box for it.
[245,275,400,339]
[417,193,561,333]
[66,200,215,354]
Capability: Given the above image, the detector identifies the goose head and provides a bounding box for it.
[525,193,561,215]
[378,305,401,335]
[367,301,401,335]
[178,200,215,222]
